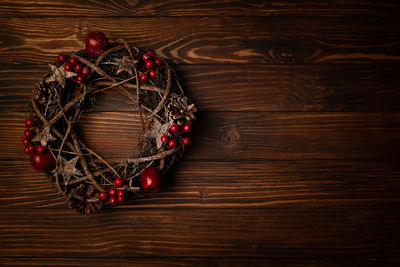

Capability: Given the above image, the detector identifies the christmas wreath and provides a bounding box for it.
[21,31,197,215]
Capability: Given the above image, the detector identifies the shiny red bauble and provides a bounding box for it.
[140,167,162,193]
[109,197,117,206]
[99,191,108,200]
[170,124,179,133]
[24,129,33,138]
[114,177,124,187]
[142,53,151,61]
[183,124,191,132]
[58,54,67,63]
[85,31,108,58]
[76,75,85,83]
[22,138,30,146]
[160,135,169,144]
[37,145,45,153]
[81,67,90,76]
[117,196,124,204]
[25,118,34,128]
[68,57,77,66]
[147,51,155,58]
[145,60,154,69]
[149,70,157,78]
[182,137,190,146]
[109,188,117,197]
[64,63,72,71]
[154,57,163,66]
[168,139,176,148]
[139,73,148,82]
[74,63,82,73]
[30,151,55,171]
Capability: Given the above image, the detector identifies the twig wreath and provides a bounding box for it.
[21,31,197,215]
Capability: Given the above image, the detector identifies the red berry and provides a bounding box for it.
[170,124,179,133]
[30,151,54,170]
[24,146,30,154]
[117,190,125,198]
[76,74,85,83]
[147,51,155,58]
[64,63,72,71]
[68,57,77,65]
[145,60,154,69]
[24,129,33,138]
[117,196,125,204]
[25,118,34,128]
[74,63,83,73]
[81,67,90,76]
[139,73,148,82]
[142,53,151,61]
[37,145,45,153]
[109,197,117,206]
[114,177,124,187]
[58,54,67,63]
[99,191,108,200]
[28,144,35,153]
[109,188,117,197]
[154,57,163,66]
[22,138,30,146]
[160,135,169,144]
[140,167,162,193]
[183,124,191,132]
[149,70,157,78]
[182,137,190,146]
[168,139,176,148]
[85,31,108,58]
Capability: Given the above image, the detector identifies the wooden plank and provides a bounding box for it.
[1,257,399,266]
[0,17,399,65]
[0,206,399,258]
[2,64,400,112]
[1,111,399,161]
[0,0,398,17]
[0,159,399,209]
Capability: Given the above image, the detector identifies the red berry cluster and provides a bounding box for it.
[99,177,126,206]
[161,124,191,149]
[139,51,163,82]
[22,118,37,154]
[58,54,91,83]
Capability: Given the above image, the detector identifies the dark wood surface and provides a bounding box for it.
[1,1,400,266]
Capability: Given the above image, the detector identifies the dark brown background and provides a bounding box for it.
[1,1,400,266]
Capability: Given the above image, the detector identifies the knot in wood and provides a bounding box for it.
[220,125,241,148]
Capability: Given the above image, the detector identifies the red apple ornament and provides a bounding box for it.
[85,31,108,58]
[140,167,161,193]
[30,151,54,171]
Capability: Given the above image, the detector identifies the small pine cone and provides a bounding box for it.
[33,81,54,105]
[68,184,101,215]
[166,96,197,125]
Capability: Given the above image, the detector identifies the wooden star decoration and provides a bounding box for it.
[53,156,83,185]
[114,56,137,75]
[46,64,76,88]
[146,119,173,149]
[32,126,56,146]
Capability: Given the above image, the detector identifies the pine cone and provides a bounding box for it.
[166,96,197,125]
[33,81,54,105]
[68,184,101,215]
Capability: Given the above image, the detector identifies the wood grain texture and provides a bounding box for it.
[2,64,400,112]
[0,0,398,17]
[0,207,399,258]
[1,16,399,65]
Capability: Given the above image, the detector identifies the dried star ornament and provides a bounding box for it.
[146,119,173,149]
[32,126,56,146]
[114,56,137,75]
[46,64,76,88]
[54,156,83,185]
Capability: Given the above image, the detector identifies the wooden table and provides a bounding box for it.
[1,1,400,266]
